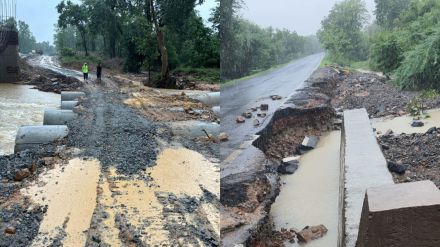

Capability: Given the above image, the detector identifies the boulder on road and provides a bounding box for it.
[260,104,269,111]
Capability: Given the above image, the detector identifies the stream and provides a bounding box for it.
[0,83,60,155]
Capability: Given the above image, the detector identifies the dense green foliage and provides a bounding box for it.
[374,0,410,29]
[55,0,219,76]
[221,0,322,80]
[318,0,369,65]
[16,20,56,55]
[369,0,440,89]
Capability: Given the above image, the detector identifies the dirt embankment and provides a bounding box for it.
[220,68,341,246]
[18,58,83,94]
[332,69,440,118]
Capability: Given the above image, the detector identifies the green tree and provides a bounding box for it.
[57,0,89,56]
[374,0,410,29]
[17,21,36,54]
[318,0,369,64]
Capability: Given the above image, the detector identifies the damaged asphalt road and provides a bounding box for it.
[220,53,325,158]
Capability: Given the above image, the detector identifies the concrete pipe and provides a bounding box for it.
[170,121,220,138]
[61,101,79,110]
[191,92,220,107]
[61,91,85,101]
[212,106,220,116]
[14,125,69,153]
[43,109,77,125]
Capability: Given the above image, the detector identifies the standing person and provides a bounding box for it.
[82,63,89,83]
[96,63,102,84]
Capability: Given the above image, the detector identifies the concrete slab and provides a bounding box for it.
[341,108,394,247]
[356,181,440,247]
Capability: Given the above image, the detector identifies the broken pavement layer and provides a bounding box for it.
[220,68,341,246]
[253,68,339,160]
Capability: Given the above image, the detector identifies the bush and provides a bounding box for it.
[396,28,440,89]
[60,47,75,57]
[369,32,403,74]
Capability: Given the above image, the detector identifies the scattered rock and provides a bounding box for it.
[384,129,394,136]
[242,112,252,119]
[271,95,282,100]
[411,121,424,127]
[260,104,269,111]
[4,226,16,234]
[426,127,437,134]
[277,157,299,174]
[253,119,260,127]
[297,225,328,243]
[14,168,31,181]
[236,116,245,124]
[300,136,320,151]
[387,161,407,175]
[257,112,267,118]
[218,133,229,142]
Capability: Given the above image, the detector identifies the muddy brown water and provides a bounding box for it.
[372,109,440,135]
[271,131,341,247]
[0,83,60,155]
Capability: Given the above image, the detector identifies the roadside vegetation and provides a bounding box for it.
[19,0,220,87]
[319,0,440,90]
[221,0,323,81]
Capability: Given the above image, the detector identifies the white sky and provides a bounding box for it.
[240,0,376,35]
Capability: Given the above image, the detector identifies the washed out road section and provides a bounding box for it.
[221,53,325,157]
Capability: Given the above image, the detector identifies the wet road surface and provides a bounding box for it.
[220,53,325,158]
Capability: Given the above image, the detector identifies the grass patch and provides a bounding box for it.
[221,59,298,88]
[174,67,220,84]
[60,54,103,66]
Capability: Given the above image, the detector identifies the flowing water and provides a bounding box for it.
[271,131,341,247]
[372,108,440,135]
[0,83,60,155]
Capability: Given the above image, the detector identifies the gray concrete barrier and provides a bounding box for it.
[191,92,220,107]
[43,109,77,125]
[341,108,394,247]
[61,91,85,101]
[61,101,79,110]
[14,125,68,153]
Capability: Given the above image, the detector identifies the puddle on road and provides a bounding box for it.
[0,83,60,155]
[98,148,220,245]
[271,131,341,247]
[22,158,101,247]
[372,109,440,135]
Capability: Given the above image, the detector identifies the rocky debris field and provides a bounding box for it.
[332,68,440,118]
[378,129,440,188]
[0,143,73,246]
[18,58,83,94]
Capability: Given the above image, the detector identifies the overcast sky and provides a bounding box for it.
[240,0,376,36]
[16,0,216,44]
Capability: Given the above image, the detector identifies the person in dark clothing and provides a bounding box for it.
[96,63,102,83]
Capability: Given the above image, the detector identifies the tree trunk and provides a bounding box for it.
[80,30,89,56]
[149,0,169,81]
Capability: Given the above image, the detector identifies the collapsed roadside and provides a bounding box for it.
[220,65,440,246]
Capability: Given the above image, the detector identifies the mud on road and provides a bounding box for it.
[0,63,220,246]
